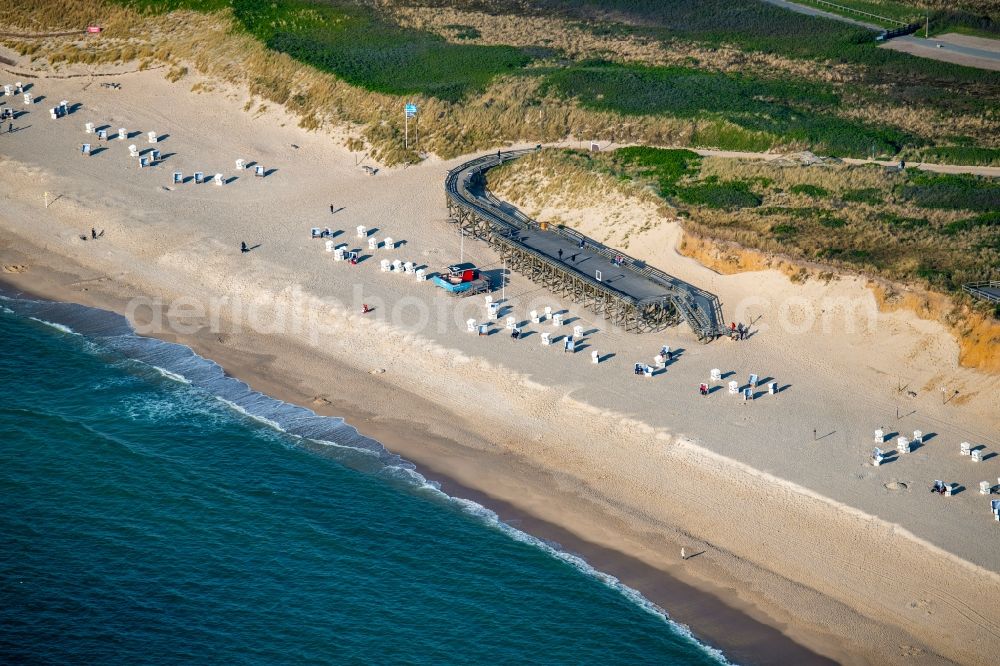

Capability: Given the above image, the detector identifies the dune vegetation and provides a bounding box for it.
[2,0,997,165]
[487,148,999,304]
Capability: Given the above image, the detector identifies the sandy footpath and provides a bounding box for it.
[1,56,999,665]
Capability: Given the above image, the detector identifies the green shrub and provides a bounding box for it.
[841,188,883,205]
[900,173,1000,212]
[790,183,829,197]
[942,211,1000,235]
[612,146,701,195]
[542,62,915,157]
[879,212,929,229]
[909,146,1000,167]
[231,0,533,102]
[677,180,763,209]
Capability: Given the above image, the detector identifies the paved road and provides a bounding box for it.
[885,34,1000,71]
[760,0,1000,70]
[761,0,882,31]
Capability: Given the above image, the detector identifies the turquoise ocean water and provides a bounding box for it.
[0,296,728,664]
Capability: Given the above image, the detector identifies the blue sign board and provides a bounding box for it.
[404,103,417,117]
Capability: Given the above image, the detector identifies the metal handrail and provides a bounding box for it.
[963,281,1000,304]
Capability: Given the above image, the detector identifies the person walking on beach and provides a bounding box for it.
[329,204,334,214]
[91,228,97,240]
[240,241,249,253]
[7,122,12,134]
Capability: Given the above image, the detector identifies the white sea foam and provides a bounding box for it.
[215,397,286,432]
[152,366,191,384]
[307,437,382,458]
[28,317,77,335]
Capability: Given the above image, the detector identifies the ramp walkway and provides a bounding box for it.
[444,149,725,340]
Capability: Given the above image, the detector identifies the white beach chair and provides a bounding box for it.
[748,373,758,388]
[324,240,334,253]
[368,237,378,250]
[710,368,721,382]
[3,85,11,96]
[872,448,884,467]
[980,481,991,495]
[541,332,551,346]
[404,261,415,274]
[505,316,516,330]
[59,100,68,113]
[255,165,265,177]
[485,295,493,305]
[552,313,563,327]
[194,172,204,184]
[23,92,32,105]
[591,350,599,364]
[874,429,884,444]
[81,143,91,156]
[213,173,224,186]
[960,441,971,456]
[544,306,552,319]
[49,108,58,120]
[356,225,366,238]
[768,381,777,395]
[118,128,127,140]
[235,159,245,170]
[128,144,139,157]
[173,172,183,184]
[654,354,666,369]
[85,122,94,133]
[334,248,345,262]
[944,483,954,496]
[147,131,157,144]
[993,499,1000,516]
[530,310,540,324]
[728,380,738,395]
[488,303,499,320]
[466,318,476,333]
[380,259,391,272]
[573,325,584,339]
[384,237,394,250]
[391,259,403,273]
[897,436,910,454]
[643,365,653,378]
[139,157,148,168]
[913,430,922,444]
[971,449,983,463]
[743,388,752,401]
[98,129,108,141]
[415,268,426,281]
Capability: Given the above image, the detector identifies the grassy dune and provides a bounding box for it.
[4,0,995,163]
[488,148,1000,300]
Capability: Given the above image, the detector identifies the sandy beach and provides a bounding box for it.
[1,54,999,665]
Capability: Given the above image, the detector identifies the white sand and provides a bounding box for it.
[1,55,999,664]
